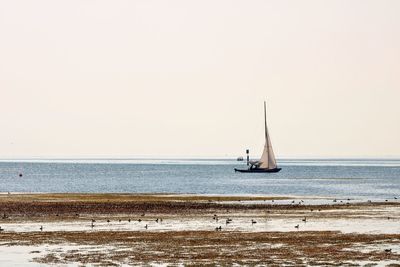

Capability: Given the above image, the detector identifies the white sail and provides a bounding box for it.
[258,101,277,169]
[259,130,277,169]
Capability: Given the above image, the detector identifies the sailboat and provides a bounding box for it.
[234,101,281,173]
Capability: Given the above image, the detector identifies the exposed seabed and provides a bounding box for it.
[0,193,399,266]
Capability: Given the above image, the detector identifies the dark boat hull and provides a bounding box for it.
[234,167,282,173]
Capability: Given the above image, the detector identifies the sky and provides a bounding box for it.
[0,0,399,158]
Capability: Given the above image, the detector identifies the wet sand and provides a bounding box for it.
[0,193,399,266]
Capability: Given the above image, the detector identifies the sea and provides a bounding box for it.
[0,158,399,201]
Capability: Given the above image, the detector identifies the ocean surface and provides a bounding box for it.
[0,159,399,200]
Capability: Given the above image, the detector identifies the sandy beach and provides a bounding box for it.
[0,193,399,266]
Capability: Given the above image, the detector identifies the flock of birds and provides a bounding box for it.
[89,213,163,230]
[0,210,312,233]
[1,195,399,234]
[1,196,399,254]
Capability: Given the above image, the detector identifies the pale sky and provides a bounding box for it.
[0,0,399,158]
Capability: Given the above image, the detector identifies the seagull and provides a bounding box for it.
[295,224,299,229]
[39,226,43,231]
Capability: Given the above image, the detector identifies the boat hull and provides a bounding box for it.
[234,167,282,173]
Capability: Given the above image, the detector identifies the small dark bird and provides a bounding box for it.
[107,219,110,223]
[384,249,392,253]
[215,226,222,231]
[155,218,159,223]
[295,224,299,229]
[145,224,148,229]
[19,173,23,177]
[39,226,43,231]
[141,213,145,217]
[118,219,121,222]
[91,219,96,223]
[91,222,95,228]
[251,219,257,225]
[0,226,4,232]
[213,215,219,222]
[302,217,307,222]
[394,197,398,200]
[291,200,295,204]
[333,199,337,203]
[138,219,142,222]
[128,219,131,222]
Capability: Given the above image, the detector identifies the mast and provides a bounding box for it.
[264,101,267,140]
[264,101,269,169]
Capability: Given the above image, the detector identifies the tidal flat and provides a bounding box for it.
[0,193,399,266]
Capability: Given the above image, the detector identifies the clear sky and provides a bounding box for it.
[0,0,399,158]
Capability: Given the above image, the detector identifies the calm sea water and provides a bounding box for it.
[0,159,399,200]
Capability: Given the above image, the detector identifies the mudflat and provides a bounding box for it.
[0,193,399,266]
